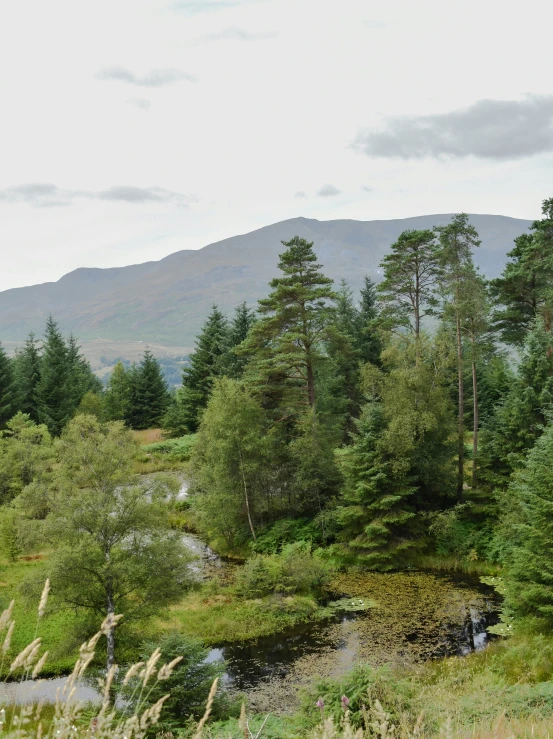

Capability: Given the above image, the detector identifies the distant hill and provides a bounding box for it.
[0,213,531,355]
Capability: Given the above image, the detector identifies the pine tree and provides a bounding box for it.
[12,333,41,422]
[126,350,169,429]
[501,420,553,627]
[490,197,553,344]
[377,229,441,340]
[435,214,481,498]
[35,317,72,436]
[0,343,16,428]
[246,236,336,409]
[179,306,229,432]
[103,361,130,421]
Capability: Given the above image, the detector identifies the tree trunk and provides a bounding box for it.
[238,448,256,540]
[456,310,464,500]
[306,357,316,407]
[472,358,478,489]
[106,589,115,672]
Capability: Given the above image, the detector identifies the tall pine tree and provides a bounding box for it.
[35,317,72,436]
[126,350,169,430]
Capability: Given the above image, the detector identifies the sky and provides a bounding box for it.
[1,0,552,291]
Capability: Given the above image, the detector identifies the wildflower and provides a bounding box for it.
[316,698,324,709]
[341,695,350,709]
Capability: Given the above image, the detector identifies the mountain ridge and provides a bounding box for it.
[0,212,531,352]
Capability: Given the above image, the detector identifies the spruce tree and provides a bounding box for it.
[35,317,72,436]
[502,420,553,627]
[66,334,103,413]
[377,229,441,339]
[0,343,16,428]
[12,333,41,422]
[490,197,553,344]
[246,236,336,409]
[335,401,417,570]
[179,306,229,432]
[220,302,256,378]
[126,350,169,429]
[479,317,553,491]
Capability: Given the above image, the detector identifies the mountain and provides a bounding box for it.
[0,213,530,354]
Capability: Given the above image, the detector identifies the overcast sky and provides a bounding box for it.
[1,0,552,291]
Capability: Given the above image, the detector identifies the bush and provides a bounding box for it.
[142,434,197,462]
[234,541,332,598]
[252,518,323,554]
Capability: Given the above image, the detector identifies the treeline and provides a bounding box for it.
[181,197,553,606]
[0,319,171,435]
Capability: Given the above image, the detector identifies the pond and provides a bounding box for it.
[0,531,500,711]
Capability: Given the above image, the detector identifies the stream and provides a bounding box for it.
[0,491,501,709]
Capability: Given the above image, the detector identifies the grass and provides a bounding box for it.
[131,428,165,445]
[410,553,501,576]
[163,587,321,645]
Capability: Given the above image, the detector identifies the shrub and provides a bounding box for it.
[142,434,197,462]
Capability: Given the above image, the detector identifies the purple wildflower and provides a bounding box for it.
[341,695,350,709]
[316,698,325,709]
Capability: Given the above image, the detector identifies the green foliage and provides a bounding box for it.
[378,229,441,338]
[190,378,273,547]
[119,632,227,728]
[179,305,229,432]
[76,390,105,420]
[252,518,323,554]
[34,317,74,435]
[500,420,553,627]
[491,197,553,344]
[125,349,169,429]
[103,361,129,421]
[0,341,16,429]
[17,414,192,667]
[0,509,22,562]
[142,434,197,461]
[479,317,553,491]
[245,236,337,409]
[0,412,53,504]
[12,332,41,423]
[234,542,332,598]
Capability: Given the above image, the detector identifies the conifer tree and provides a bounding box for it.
[12,332,41,422]
[66,334,102,412]
[179,306,229,432]
[480,317,553,491]
[435,214,481,498]
[502,420,553,626]
[126,350,169,429]
[490,197,553,344]
[246,236,336,409]
[358,276,382,365]
[0,343,16,428]
[377,229,441,340]
[220,302,256,378]
[35,317,73,435]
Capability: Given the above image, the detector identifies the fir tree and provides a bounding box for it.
[35,317,72,436]
[66,334,102,413]
[126,350,169,429]
[220,302,256,378]
[0,343,16,428]
[501,420,553,627]
[179,306,229,432]
[246,236,336,409]
[490,197,553,344]
[12,332,41,422]
[479,317,553,491]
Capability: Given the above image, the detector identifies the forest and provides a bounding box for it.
[1,199,553,737]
